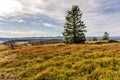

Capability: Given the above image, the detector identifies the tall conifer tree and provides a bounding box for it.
[63,5,86,44]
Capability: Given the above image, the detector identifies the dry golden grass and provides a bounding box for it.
[0,44,8,51]
[0,42,120,80]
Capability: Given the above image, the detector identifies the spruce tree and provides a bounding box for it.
[102,32,109,40]
[63,5,86,44]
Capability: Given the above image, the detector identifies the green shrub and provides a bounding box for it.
[64,62,72,69]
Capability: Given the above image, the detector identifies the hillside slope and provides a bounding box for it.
[0,43,120,80]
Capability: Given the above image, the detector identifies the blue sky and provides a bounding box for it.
[0,0,120,37]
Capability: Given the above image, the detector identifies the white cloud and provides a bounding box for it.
[42,22,63,31]
[0,0,91,21]
[0,0,23,17]
[0,30,45,35]
[11,17,25,23]
[0,0,120,36]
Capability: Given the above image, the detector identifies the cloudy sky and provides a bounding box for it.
[0,0,120,37]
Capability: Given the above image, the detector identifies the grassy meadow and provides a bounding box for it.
[0,42,120,80]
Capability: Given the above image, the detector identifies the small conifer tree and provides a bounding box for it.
[102,32,109,40]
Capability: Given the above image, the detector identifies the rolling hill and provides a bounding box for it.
[0,42,120,80]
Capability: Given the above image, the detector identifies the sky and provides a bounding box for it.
[0,0,120,37]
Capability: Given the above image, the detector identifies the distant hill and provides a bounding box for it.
[0,36,120,43]
[0,36,63,43]
[86,36,120,40]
